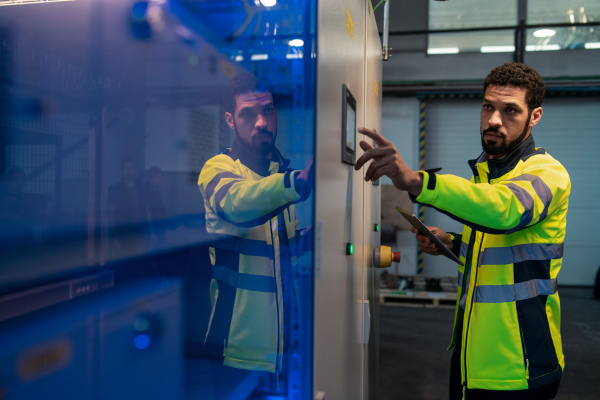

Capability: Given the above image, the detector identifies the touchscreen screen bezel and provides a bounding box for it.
[341,84,357,165]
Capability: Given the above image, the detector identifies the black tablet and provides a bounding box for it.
[395,206,464,266]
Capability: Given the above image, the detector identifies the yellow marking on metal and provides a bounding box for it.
[220,61,236,78]
[346,7,354,40]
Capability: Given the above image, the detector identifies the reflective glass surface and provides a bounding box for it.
[527,0,600,25]
[526,27,600,51]
[528,0,600,50]
[428,29,515,54]
[427,0,600,54]
[0,1,315,399]
[429,0,517,30]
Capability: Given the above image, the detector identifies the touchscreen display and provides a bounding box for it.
[346,103,356,152]
[341,84,357,165]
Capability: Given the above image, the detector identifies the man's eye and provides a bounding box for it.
[239,111,252,118]
[264,108,274,115]
[506,107,517,113]
[483,104,492,111]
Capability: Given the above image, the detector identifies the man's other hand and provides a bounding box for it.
[295,157,314,200]
[410,226,453,256]
[354,127,423,196]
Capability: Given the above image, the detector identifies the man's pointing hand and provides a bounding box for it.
[354,127,423,196]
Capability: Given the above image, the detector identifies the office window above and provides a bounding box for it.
[428,0,517,30]
[427,0,600,54]
[528,0,600,50]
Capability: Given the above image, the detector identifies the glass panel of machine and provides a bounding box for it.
[0,1,315,399]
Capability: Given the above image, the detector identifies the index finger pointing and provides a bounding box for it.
[358,127,390,147]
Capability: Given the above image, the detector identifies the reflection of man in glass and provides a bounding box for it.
[0,167,48,246]
[107,156,147,259]
[198,73,313,373]
[144,166,172,250]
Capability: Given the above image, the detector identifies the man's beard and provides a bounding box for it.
[481,112,531,157]
[234,124,275,158]
[253,133,275,157]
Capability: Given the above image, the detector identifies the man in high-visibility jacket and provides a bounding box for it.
[354,63,569,400]
[198,73,313,373]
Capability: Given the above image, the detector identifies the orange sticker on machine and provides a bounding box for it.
[346,7,353,40]
[17,338,74,382]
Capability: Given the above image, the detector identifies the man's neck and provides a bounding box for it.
[231,136,277,176]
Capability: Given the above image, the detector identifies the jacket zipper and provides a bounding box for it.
[518,318,530,379]
[462,232,485,399]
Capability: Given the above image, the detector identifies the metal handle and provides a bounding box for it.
[382,0,390,61]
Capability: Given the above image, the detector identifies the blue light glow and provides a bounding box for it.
[134,334,151,349]
[260,0,276,7]
[133,317,150,332]
[131,1,149,22]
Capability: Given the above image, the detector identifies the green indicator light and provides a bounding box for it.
[374,224,380,232]
[346,243,354,255]
[189,55,199,65]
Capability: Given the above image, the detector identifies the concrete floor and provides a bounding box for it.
[378,287,600,400]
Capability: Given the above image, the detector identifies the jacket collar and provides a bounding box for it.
[468,134,544,180]
[227,135,290,176]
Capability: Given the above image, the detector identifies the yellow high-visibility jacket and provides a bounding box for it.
[198,138,310,373]
[414,135,570,392]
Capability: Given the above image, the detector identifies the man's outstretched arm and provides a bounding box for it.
[354,127,423,196]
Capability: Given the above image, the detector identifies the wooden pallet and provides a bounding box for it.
[380,289,457,308]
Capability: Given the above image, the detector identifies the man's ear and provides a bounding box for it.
[225,112,235,130]
[529,107,543,128]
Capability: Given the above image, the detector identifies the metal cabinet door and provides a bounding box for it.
[363,3,383,399]
[314,0,368,399]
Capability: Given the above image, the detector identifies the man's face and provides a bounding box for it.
[480,85,543,159]
[122,161,137,181]
[225,91,277,157]
[149,171,162,189]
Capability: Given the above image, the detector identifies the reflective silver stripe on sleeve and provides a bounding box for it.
[481,242,564,265]
[506,174,553,230]
[474,278,557,303]
[457,271,464,288]
[504,182,534,232]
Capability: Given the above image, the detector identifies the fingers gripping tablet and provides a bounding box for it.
[395,206,464,266]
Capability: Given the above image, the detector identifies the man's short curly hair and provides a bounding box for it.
[223,72,272,114]
[483,63,545,111]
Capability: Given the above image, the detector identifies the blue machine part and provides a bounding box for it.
[0,280,182,400]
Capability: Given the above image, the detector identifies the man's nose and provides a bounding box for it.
[488,110,502,127]
[255,114,267,128]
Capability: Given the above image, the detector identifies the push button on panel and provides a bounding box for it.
[373,246,400,268]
